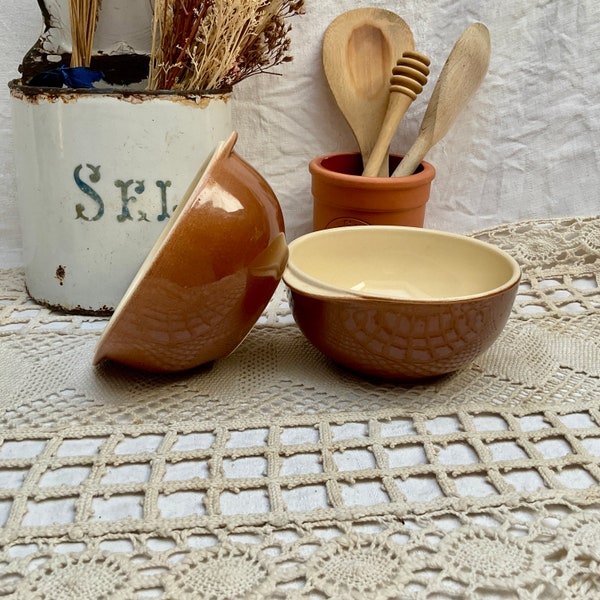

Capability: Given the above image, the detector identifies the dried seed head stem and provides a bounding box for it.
[69,0,103,68]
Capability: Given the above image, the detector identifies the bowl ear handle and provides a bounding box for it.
[249,233,288,279]
[222,131,239,156]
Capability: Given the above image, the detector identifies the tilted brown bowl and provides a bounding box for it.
[93,132,287,372]
[283,226,520,380]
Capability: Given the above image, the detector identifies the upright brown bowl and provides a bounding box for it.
[93,132,287,372]
[283,226,520,380]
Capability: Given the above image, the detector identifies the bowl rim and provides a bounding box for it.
[283,225,522,303]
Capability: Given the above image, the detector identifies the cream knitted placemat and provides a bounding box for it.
[0,216,599,598]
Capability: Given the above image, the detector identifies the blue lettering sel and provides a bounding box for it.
[156,180,172,222]
[74,164,104,221]
[115,179,145,222]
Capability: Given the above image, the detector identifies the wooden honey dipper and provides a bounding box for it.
[362,51,430,177]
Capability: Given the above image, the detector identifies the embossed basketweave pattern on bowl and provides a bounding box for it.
[290,292,512,378]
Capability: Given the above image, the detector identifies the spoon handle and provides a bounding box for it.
[390,134,431,177]
[363,51,430,177]
[392,23,491,177]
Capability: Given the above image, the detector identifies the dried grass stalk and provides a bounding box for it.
[69,0,102,68]
[149,0,304,91]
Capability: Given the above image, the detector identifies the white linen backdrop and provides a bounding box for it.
[1,0,599,267]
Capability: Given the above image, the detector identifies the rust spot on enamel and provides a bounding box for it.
[55,265,66,286]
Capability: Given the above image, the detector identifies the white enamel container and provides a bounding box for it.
[10,85,232,312]
[10,0,233,312]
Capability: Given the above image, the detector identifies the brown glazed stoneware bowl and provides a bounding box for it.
[283,226,520,380]
[93,132,287,372]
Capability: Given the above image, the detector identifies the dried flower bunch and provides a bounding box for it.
[148,0,305,91]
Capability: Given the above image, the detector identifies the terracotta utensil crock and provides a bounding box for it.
[311,152,435,230]
[93,132,287,373]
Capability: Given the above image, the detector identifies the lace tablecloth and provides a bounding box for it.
[1,216,599,599]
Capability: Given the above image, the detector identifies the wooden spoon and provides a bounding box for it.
[322,8,414,169]
[362,51,430,177]
[392,23,491,177]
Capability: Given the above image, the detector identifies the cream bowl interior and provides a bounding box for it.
[284,226,520,300]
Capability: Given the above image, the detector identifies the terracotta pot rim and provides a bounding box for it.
[309,152,435,189]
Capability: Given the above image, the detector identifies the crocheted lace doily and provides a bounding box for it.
[0,215,599,598]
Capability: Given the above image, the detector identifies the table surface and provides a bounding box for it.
[1,215,599,599]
